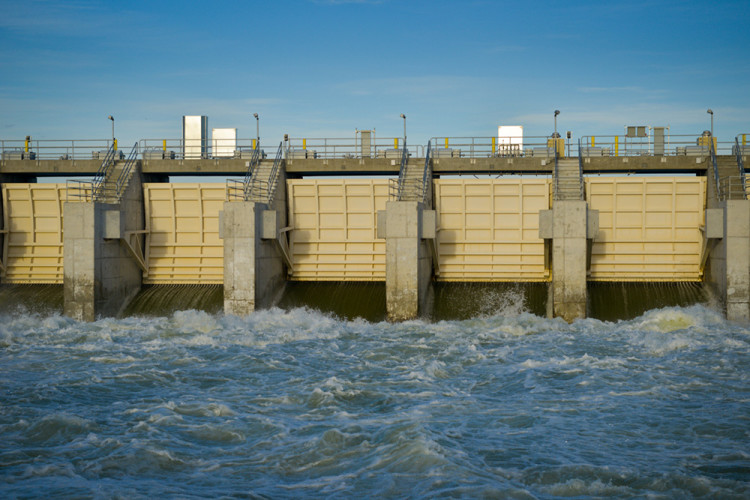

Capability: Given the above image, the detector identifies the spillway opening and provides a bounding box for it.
[0,284,64,315]
[122,285,224,318]
[278,282,387,322]
[432,282,548,320]
[588,282,709,321]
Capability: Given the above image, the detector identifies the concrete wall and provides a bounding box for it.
[222,201,287,315]
[63,171,145,321]
[706,200,750,321]
[384,201,434,321]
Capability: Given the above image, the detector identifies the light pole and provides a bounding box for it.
[108,115,115,149]
[253,113,259,148]
[707,108,714,137]
[400,113,406,143]
[554,110,560,137]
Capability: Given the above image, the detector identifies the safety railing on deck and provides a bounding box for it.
[579,133,735,157]
[429,136,557,159]
[139,138,264,161]
[286,136,419,159]
[0,139,116,161]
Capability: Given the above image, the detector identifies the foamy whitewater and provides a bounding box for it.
[1,302,749,498]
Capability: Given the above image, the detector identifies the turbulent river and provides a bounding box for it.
[1,296,749,498]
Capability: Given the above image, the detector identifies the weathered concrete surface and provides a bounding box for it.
[706,200,750,321]
[383,201,433,321]
[221,201,286,316]
[545,200,592,322]
[1,155,718,176]
[63,171,145,321]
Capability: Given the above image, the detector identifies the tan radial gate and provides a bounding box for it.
[143,183,225,284]
[434,178,551,281]
[287,179,389,281]
[1,184,69,283]
[586,176,705,281]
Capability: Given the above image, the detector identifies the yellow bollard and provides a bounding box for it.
[252,139,257,150]
[445,137,449,149]
[25,138,29,153]
[303,138,306,150]
[615,136,619,157]
[591,136,595,148]
[114,138,117,152]
[492,136,496,155]
[743,134,746,146]
[394,138,399,149]
[163,139,167,152]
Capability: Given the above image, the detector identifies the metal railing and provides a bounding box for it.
[579,133,735,157]
[113,142,139,201]
[429,136,557,159]
[139,138,264,161]
[240,142,284,205]
[709,140,722,200]
[285,136,420,160]
[0,139,116,161]
[421,140,432,204]
[227,144,262,201]
[264,142,284,205]
[735,137,748,198]
[578,139,585,200]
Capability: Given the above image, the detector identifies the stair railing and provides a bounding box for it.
[578,139,585,200]
[263,142,284,205]
[420,140,432,205]
[709,139,722,200]
[92,144,116,201]
[243,143,262,199]
[553,141,560,200]
[735,137,748,199]
[111,142,139,202]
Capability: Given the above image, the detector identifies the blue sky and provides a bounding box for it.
[1,0,748,147]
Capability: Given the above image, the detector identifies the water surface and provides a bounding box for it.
[1,300,748,498]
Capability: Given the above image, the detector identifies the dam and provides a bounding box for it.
[1,130,748,322]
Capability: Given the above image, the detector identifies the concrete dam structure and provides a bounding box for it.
[1,131,749,322]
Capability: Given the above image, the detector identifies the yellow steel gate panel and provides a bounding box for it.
[1,184,67,284]
[288,179,388,281]
[143,183,225,284]
[586,177,705,281]
[434,179,550,281]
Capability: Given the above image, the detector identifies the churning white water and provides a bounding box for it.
[1,298,749,498]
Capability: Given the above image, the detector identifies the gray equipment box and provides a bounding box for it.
[288,149,316,159]
[2,149,35,160]
[433,148,461,158]
[92,150,125,160]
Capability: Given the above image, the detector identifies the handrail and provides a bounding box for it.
[709,139,721,200]
[735,137,747,198]
[421,140,432,204]
[578,139,584,200]
[243,143,261,199]
[397,139,408,200]
[113,142,139,201]
[92,144,116,201]
[265,142,284,205]
[553,142,560,200]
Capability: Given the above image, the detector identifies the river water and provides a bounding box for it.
[1,295,749,498]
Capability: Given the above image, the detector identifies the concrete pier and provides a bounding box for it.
[706,200,750,321]
[63,172,145,321]
[540,200,598,322]
[381,201,435,321]
[221,201,287,315]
